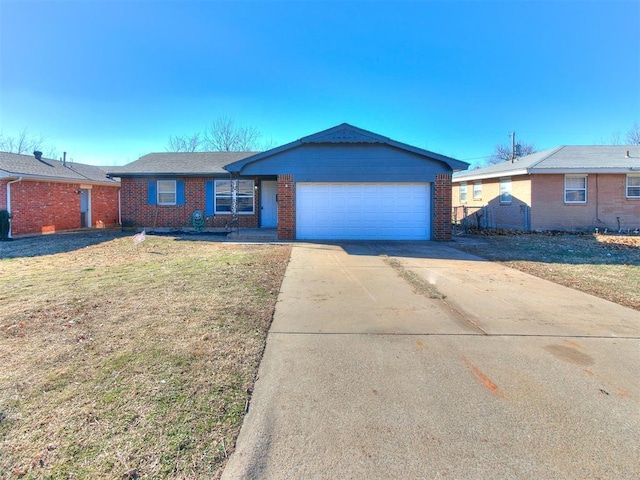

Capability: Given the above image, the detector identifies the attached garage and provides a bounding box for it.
[296,182,430,240]
[223,123,469,241]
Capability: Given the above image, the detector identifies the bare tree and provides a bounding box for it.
[0,128,45,154]
[260,135,278,151]
[610,130,623,145]
[202,115,261,152]
[489,141,536,164]
[166,133,201,152]
[0,128,59,159]
[626,123,640,145]
[165,116,264,153]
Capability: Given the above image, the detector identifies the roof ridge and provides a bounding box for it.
[143,151,261,155]
[528,145,564,168]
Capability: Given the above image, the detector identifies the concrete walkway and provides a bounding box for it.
[222,242,640,479]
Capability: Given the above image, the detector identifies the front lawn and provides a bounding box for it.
[0,233,290,479]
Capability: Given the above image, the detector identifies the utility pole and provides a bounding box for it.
[509,131,516,163]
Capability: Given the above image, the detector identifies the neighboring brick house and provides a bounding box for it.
[0,151,120,237]
[112,123,468,241]
[452,146,640,232]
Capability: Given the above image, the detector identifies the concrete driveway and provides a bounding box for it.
[222,242,640,479]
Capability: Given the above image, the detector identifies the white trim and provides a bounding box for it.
[157,179,177,205]
[473,181,482,200]
[80,189,92,228]
[626,174,640,199]
[454,167,640,183]
[499,178,512,204]
[6,177,23,238]
[532,168,632,175]
[214,179,255,215]
[454,169,529,183]
[564,175,588,204]
[458,181,467,203]
[0,172,118,186]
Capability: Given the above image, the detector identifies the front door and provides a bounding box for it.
[260,181,277,228]
[80,189,90,228]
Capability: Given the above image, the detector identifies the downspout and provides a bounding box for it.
[118,187,122,227]
[6,177,23,238]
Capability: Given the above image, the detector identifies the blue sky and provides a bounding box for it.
[1,0,639,167]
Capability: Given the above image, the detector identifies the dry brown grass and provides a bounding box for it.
[0,232,291,479]
[451,233,640,311]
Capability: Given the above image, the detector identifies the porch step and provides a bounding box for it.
[226,229,278,242]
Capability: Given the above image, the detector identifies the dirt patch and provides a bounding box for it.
[450,233,640,311]
[0,232,291,478]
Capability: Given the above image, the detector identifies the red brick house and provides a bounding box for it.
[452,146,640,232]
[109,151,259,231]
[0,151,120,237]
[112,124,468,241]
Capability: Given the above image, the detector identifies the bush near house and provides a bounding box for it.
[0,209,11,240]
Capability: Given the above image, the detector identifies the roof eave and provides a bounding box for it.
[453,169,530,182]
[224,138,469,174]
[1,173,119,185]
[531,168,640,174]
[111,171,229,178]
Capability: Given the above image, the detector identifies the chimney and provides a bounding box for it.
[33,151,43,161]
[625,150,630,158]
[63,151,67,166]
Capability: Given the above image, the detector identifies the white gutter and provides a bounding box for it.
[453,169,530,182]
[6,177,23,238]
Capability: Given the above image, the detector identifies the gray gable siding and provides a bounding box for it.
[235,144,452,182]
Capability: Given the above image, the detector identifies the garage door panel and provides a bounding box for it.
[296,182,430,240]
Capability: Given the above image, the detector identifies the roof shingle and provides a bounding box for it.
[0,151,119,184]
[108,152,258,177]
[454,145,640,181]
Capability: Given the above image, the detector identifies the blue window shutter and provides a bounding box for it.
[176,181,185,205]
[148,181,157,205]
[205,180,214,216]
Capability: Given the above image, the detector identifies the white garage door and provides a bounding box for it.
[296,183,430,240]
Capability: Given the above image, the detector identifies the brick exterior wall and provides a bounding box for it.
[1,179,119,236]
[120,177,259,230]
[0,180,7,209]
[531,174,640,231]
[452,173,640,232]
[277,174,295,240]
[433,173,452,241]
[452,176,533,230]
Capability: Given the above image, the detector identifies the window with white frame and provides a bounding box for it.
[215,179,255,214]
[157,180,177,205]
[459,182,467,202]
[473,181,482,200]
[627,175,640,198]
[564,175,587,203]
[499,178,512,204]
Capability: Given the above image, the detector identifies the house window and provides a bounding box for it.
[459,182,467,203]
[157,180,177,205]
[499,178,512,204]
[215,179,255,214]
[627,175,640,198]
[473,181,482,200]
[564,175,587,203]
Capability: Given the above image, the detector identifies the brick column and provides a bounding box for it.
[277,174,295,240]
[433,173,452,241]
